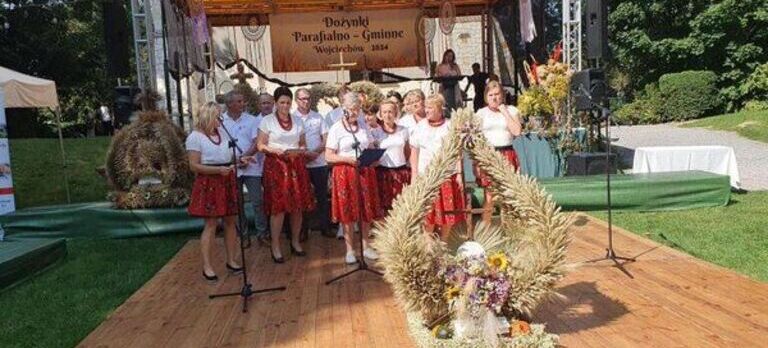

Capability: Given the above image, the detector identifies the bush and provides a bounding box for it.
[741,100,768,112]
[740,63,768,104]
[658,70,721,122]
[614,84,664,125]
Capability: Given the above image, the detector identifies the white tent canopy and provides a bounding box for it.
[0,66,59,109]
[0,65,70,203]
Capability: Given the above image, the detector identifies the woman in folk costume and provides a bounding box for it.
[410,94,466,239]
[186,102,251,281]
[473,80,522,223]
[375,100,411,213]
[325,91,382,265]
[256,87,315,263]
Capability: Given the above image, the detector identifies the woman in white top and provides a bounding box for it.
[397,89,426,135]
[186,102,251,282]
[376,100,411,213]
[325,92,382,265]
[409,94,466,239]
[473,80,522,223]
[256,87,315,263]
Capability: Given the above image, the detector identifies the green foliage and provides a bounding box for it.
[609,0,768,110]
[614,84,664,125]
[658,70,721,121]
[0,235,193,348]
[589,192,768,282]
[683,110,768,143]
[739,63,768,103]
[742,100,768,112]
[0,0,127,137]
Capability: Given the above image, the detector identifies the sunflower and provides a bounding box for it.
[444,286,461,301]
[487,252,509,272]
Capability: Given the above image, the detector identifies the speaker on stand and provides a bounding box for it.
[585,0,610,63]
[113,86,139,129]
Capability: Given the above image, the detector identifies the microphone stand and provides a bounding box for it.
[326,117,383,285]
[576,87,635,278]
[209,116,286,312]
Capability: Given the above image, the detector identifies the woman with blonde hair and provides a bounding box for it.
[398,89,426,135]
[186,102,250,281]
[409,94,465,238]
[256,87,315,263]
[376,100,411,213]
[473,80,522,223]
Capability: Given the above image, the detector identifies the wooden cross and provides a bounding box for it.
[229,63,253,85]
[327,52,357,83]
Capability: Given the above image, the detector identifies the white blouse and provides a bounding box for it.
[410,119,451,174]
[396,113,420,137]
[378,126,409,168]
[326,121,373,159]
[258,113,305,150]
[477,106,519,147]
[185,129,233,165]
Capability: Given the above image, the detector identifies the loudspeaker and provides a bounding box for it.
[585,0,609,60]
[566,152,617,176]
[102,0,131,78]
[113,86,140,128]
[571,68,606,110]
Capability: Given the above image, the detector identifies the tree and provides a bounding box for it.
[608,0,768,110]
[0,0,133,136]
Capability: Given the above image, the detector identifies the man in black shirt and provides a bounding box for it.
[464,63,490,112]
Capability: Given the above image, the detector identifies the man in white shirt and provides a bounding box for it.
[294,88,333,238]
[221,91,268,240]
[256,92,274,117]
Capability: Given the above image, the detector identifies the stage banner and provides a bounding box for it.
[0,90,15,223]
[270,9,425,72]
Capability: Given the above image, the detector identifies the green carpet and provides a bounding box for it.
[0,237,66,289]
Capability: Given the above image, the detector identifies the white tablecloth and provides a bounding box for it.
[632,146,741,188]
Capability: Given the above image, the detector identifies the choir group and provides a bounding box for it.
[185,81,521,282]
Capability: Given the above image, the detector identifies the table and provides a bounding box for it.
[632,146,741,188]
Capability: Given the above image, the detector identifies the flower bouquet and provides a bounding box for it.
[518,54,573,138]
[415,241,559,348]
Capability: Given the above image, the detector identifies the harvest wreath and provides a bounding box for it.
[372,107,573,347]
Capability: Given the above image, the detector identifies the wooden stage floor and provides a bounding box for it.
[79,215,768,347]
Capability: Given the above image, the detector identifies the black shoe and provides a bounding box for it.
[272,252,285,264]
[202,271,218,282]
[226,263,243,274]
[290,244,307,257]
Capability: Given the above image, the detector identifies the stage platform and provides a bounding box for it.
[0,237,66,289]
[2,171,731,240]
[468,170,731,212]
[78,216,768,347]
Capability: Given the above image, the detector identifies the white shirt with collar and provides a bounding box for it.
[410,118,452,175]
[222,111,263,177]
[293,108,328,168]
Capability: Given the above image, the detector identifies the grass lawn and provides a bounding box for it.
[9,137,112,208]
[0,234,193,348]
[589,191,768,282]
[682,110,768,143]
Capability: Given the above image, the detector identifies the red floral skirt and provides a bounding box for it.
[426,174,466,227]
[331,164,383,224]
[474,147,519,187]
[376,166,411,212]
[262,154,316,215]
[188,171,239,217]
